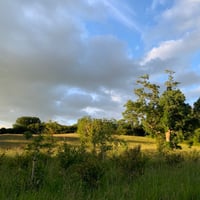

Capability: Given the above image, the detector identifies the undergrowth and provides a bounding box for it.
[0,140,200,200]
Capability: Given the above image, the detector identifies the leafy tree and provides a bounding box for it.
[158,74,192,147]
[123,74,161,137]
[43,121,63,135]
[123,70,193,148]
[77,117,117,159]
[13,116,42,134]
[116,119,145,136]
[193,97,200,127]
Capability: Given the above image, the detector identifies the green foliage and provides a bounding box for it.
[159,89,189,134]
[0,153,5,165]
[193,97,200,120]
[193,128,200,144]
[43,120,63,134]
[118,145,147,178]
[77,156,105,189]
[57,143,105,189]
[123,70,195,149]
[23,131,33,140]
[58,143,86,170]
[123,73,161,137]
[13,116,42,134]
[116,119,145,136]
[164,152,184,166]
[77,117,117,158]
[0,144,200,199]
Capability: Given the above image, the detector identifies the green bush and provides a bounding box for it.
[58,143,86,170]
[77,156,105,189]
[193,128,200,144]
[0,153,5,166]
[24,131,33,140]
[164,152,184,166]
[184,150,200,162]
[118,145,147,178]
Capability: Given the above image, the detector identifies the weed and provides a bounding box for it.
[0,153,5,165]
[77,156,105,189]
[58,143,86,170]
[164,152,184,166]
[119,145,147,178]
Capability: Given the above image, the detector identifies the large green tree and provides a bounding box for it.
[123,70,193,146]
[123,74,161,137]
[13,116,42,133]
[158,71,192,144]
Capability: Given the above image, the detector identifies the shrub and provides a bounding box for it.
[58,143,86,170]
[193,128,200,144]
[184,150,200,163]
[164,152,184,166]
[23,131,33,140]
[118,145,147,178]
[0,153,5,166]
[77,156,105,189]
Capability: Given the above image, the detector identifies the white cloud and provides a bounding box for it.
[147,0,200,42]
[141,39,183,64]
[0,0,139,126]
[1,0,200,127]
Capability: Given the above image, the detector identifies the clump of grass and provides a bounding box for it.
[164,152,184,166]
[118,145,147,179]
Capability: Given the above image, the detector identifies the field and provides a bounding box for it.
[0,133,200,200]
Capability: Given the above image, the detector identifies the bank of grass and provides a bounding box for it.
[0,134,200,199]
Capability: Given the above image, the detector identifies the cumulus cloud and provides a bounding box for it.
[0,0,140,126]
[140,0,200,105]
[1,0,200,127]
[142,30,200,65]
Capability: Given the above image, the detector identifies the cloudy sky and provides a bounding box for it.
[1,0,200,127]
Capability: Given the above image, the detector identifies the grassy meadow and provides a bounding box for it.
[0,133,200,200]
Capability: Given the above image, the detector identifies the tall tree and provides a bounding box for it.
[159,74,189,144]
[123,70,193,147]
[123,74,161,137]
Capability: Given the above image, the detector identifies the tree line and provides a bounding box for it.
[0,117,77,135]
[1,70,200,147]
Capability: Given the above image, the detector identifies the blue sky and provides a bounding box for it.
[0,0,200,127]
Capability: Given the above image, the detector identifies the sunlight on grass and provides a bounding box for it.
[1,133,200,156]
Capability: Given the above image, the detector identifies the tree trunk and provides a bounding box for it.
[165,129,171,142]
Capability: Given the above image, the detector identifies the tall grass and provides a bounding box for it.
[0,134,200,199]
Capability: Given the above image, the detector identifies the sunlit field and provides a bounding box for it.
[0,133,200,200]
[1,133,200,154]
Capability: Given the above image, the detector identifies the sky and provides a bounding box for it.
[1,0,200,127]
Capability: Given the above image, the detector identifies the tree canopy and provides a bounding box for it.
[13,116,42,134]
[123,70,197,146]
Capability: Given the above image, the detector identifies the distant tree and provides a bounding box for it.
[43,121,63,135]
[0,128,7,134]
[59,124,77,133]
[13,116,42,134]
[42,121,77,134]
